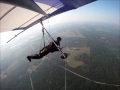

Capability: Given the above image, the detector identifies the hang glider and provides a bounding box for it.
[0,0,97,32]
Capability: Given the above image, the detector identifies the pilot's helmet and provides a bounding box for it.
[57,37,62,41]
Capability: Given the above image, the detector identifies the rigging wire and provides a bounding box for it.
[27,44,120,90]
[29,73,34,90]
[39,35,43,51]
[46,57,120,87]
[40,21,66,59]
[64,45,71,90]
[65,57,67,90]
[28,15,119,89]
[42,26,46,48]
[28,60,44,90]
[6,2,60,43]
[27,24,51,90]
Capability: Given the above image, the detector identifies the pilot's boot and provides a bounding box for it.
[27,56,31,62]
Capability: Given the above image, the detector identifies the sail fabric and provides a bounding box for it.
[0,0,96,32]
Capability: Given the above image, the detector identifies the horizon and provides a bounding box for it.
[46,0,120,26]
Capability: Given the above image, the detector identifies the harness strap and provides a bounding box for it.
[42,26,45,48]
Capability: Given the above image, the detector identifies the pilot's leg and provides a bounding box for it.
[40,50,49,58]
[27,50,49,62]
[27,54,42,62]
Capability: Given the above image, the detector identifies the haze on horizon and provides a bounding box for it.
[49,0,120,26]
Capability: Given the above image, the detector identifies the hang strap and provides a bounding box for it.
[42,25,45,48]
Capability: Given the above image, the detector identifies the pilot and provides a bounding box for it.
[27,37,62,62]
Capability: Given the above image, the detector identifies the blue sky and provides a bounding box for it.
[77,0,120,24]
[49,0,120,25]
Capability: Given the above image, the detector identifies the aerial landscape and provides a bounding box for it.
[0,0,120,90]
[1,22,120,90]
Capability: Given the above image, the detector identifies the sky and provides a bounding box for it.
[48,0,120,25]
[76,0,120,24]
[0,0,120,44]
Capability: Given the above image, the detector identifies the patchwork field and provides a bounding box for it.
[57,30,86,38]
[63,46,90,68]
